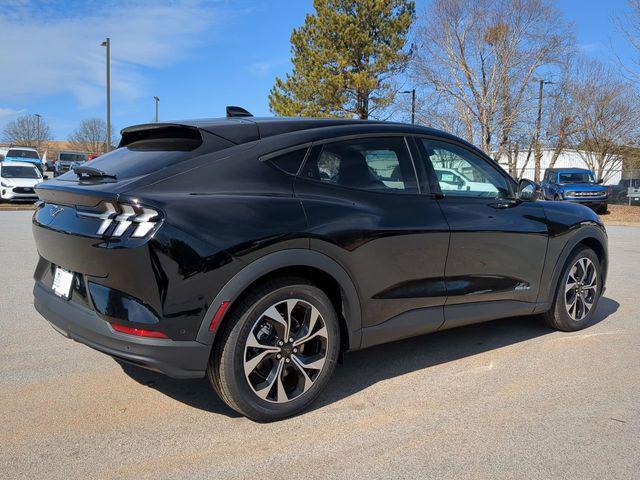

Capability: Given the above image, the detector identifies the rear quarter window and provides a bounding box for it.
[264,148,308,175]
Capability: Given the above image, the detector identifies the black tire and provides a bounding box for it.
[596,203,608,214]
[542,247,602,332]
[554,194,561,201]
[208,277,341,422]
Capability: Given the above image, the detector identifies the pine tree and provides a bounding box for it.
[269,0,415,119]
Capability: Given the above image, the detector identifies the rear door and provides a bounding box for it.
[295,135,450,346]
[414,137,549,329]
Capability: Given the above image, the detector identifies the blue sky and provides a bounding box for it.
[0,0,635,139]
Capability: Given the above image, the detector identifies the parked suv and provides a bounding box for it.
[32,113,608,421]
[541,168,608,213]
[609,178,640,204]
[54,151,88,177]
[3,146,43,172]
[0,161,43,201]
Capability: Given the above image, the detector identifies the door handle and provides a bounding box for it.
[488,199,516,209]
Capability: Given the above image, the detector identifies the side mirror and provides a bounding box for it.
[43,175,49,180]
[596,178,603,184]
[517,178,542,201]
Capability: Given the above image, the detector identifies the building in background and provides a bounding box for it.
[496,149,624,185]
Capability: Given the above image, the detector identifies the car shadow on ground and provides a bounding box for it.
[118,296,619,419]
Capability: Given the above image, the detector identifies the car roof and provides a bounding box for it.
[548,168,591,172]
[7,146,38,151]
[0,161,38,168]
[121,116,465,147]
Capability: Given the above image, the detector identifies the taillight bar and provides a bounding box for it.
[77,202,160,238]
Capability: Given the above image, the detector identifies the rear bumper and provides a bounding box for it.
[33,282,210,378]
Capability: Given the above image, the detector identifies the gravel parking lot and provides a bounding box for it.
[1,211,638,479]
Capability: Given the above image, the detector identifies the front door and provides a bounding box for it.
[414,137,549,329]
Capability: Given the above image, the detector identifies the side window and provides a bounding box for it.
[419,139,510,198]
[266,148,308,175]
[300,137,416,193]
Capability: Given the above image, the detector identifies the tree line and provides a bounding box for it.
[1,116,113,156]
[4,0,640,180]
[269,0,640,181]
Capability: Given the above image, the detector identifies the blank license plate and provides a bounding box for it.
[52,267,74,299]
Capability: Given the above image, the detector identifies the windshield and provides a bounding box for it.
[7,149,39,160]
[558,172,594,184]
[59,153,88,162]
[1,165,42,179]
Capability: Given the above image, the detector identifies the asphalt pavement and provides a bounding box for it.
[1,211,638,479]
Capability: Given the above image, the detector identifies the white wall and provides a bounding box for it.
[496,149,622,185]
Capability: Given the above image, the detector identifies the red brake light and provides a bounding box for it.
[110,323,169,339]
[209,301,230,332]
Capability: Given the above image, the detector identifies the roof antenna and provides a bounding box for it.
[226,106,253,118]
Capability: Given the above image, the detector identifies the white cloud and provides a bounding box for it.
[0,0,222,107]
[0,107,26,119]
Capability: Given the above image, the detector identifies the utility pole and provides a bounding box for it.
[400,89,416,124]
[101,38,111,152]
[533,78,553,182]
[34,113,41,153]
[153,96,160,123]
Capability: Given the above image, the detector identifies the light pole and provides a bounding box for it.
[533,78,553,182]
[34,113,41,153]
[153,96,160,123]
[400,89,416,124]
[101,38,111,152]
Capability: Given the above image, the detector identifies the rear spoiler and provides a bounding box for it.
[118,124,203,148]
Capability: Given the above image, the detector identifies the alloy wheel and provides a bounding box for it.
[243,299,329,403]
[565,257,598,321]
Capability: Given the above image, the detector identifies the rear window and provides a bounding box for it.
[7,149,39,159]
[59,153,88,162]
[61,127,233,180]
[1,165,41,179]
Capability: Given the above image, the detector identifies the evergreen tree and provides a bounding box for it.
[269,0,415,119]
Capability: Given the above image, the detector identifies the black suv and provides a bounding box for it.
[32,112,608,421]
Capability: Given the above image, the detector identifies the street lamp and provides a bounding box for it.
[34,113,41,153]
[101,38,111,152]
[153,96,160,123]
[400,89,416,124]
[532,78,554,181]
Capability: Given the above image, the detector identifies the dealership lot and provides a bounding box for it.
[1,210,638,479]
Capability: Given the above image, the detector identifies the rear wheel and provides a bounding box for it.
[208,277,340,421]
[542,247,602,331]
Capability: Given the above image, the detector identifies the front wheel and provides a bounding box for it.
[542,247,602,331]
[208,277,340,421]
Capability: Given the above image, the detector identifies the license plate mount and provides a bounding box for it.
[52,267,74,299]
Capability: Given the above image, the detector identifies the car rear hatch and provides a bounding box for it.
[32,124,237,338]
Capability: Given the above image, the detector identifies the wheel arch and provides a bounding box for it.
[540,224,608,307]
[196,249,362,351]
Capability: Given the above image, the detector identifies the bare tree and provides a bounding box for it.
[570,61,640,182]
[410,0,572,179]
[68,118,114,154]
[616,0,640,83]
[2,114,53,151]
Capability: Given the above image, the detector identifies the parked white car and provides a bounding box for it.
[0,161,44,202]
